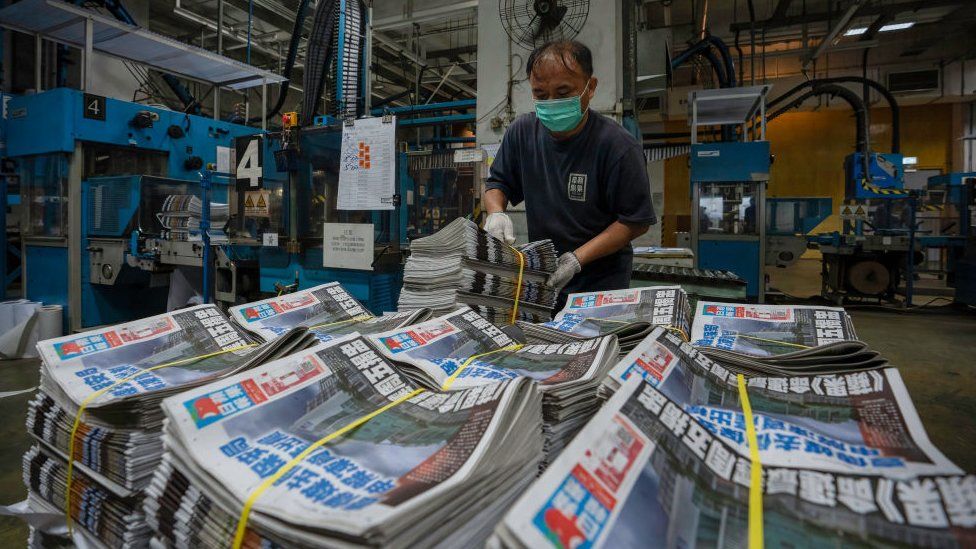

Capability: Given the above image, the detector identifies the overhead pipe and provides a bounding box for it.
[768,76,900,152]
[248,0,311,123]
[671,38,729,88]
[769,83,871,177]
[704,35,736,87]
[746,0,756,84]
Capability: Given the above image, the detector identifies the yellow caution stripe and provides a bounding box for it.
[860,179,909,196]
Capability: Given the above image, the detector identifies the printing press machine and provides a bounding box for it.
[9,88,283,332]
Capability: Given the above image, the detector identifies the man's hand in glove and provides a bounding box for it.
[484,212,516,245]
[546,252,582,291]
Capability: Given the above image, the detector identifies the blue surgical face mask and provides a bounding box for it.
[534,80,590,133]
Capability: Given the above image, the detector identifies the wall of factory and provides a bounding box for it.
[659,102,957,246]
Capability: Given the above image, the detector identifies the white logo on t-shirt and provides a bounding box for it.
[568,173,587,201]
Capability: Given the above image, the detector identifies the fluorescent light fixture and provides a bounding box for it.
[880,21,915,32]
[844,21,914,36]
[903,156,918,165]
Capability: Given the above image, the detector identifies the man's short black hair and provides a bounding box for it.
[525,40,594,79]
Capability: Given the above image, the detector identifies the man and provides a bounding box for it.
[483,40,656,307]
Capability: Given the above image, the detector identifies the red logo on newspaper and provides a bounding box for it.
[117,317,175,343]
[258,356,325,396]
[379,323,456,353]
[585,415,645,493]
[703,304,792,321]
[633,343,675,383]
[185,379,268,428]
[571,292,638,308]
[543,506,587,549]
[277,293,318,311]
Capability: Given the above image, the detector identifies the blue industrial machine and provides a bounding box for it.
[254,121,404,312]
[256,106,480,312]
[810,153,973,305]
[811,150,915,303]
[765,197,833,268]
[9,88,274,332]
[845,152,906,198]
[688,86,771,301]
[923,172,976,306]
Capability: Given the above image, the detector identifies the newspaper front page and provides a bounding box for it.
[691,301,858,356]
[497,329,973,548]
[149,334,542,546]
[229,282,370,342]
[545,286,690,338]
[368,307,519,389]
[38,304,257,409]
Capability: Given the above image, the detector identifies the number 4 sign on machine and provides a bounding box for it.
[235,136,264,191]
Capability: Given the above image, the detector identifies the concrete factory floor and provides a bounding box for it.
[0,259,974,544]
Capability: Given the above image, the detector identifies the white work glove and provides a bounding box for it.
[484,212,516,245]
[546,252,582,291]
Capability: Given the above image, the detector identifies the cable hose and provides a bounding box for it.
[301,0,340,122]
[769,83,870,175]
[768,76,900,152]
[247,0,311,123]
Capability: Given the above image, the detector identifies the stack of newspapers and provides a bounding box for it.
[229,281,431,343]
[370,308,620,464]
[22,305,308,547]
[690,301,885,375]
[156,194,230,242]
[495,327,976,548]
[518,286,691,354]
[398,218,558,324]
[144,334,543,548]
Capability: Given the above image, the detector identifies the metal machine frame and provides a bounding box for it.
[9,89,267,332]
[689,85,771,302]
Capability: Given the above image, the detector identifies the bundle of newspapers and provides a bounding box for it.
[144,334,543,548]
[691,301,885,375]
[369,307,620,463]
[496,327,975,548]
[229,281,431,343]
[398,218,558,324]
[22,305,309,547]
[156,194,230,242]
[518,286,691,354]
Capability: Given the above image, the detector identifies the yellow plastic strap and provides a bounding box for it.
[734,333,811,349]
[579,317,689,342]
[306,314,373,331]
[232,387,426,549]
[64,343,257,534]
[508,246,526,325]
[737,373,764,549]
[664,326,689,342]
[441,344,523,391]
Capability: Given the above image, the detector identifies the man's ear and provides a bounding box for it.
[585,77,598,103]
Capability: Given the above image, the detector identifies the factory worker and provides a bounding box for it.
[483,39,656,308]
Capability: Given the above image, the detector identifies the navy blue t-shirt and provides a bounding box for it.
[486,111,656,295]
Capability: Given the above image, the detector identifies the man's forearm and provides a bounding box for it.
[483,189,509,214]
[574,221,649,266]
